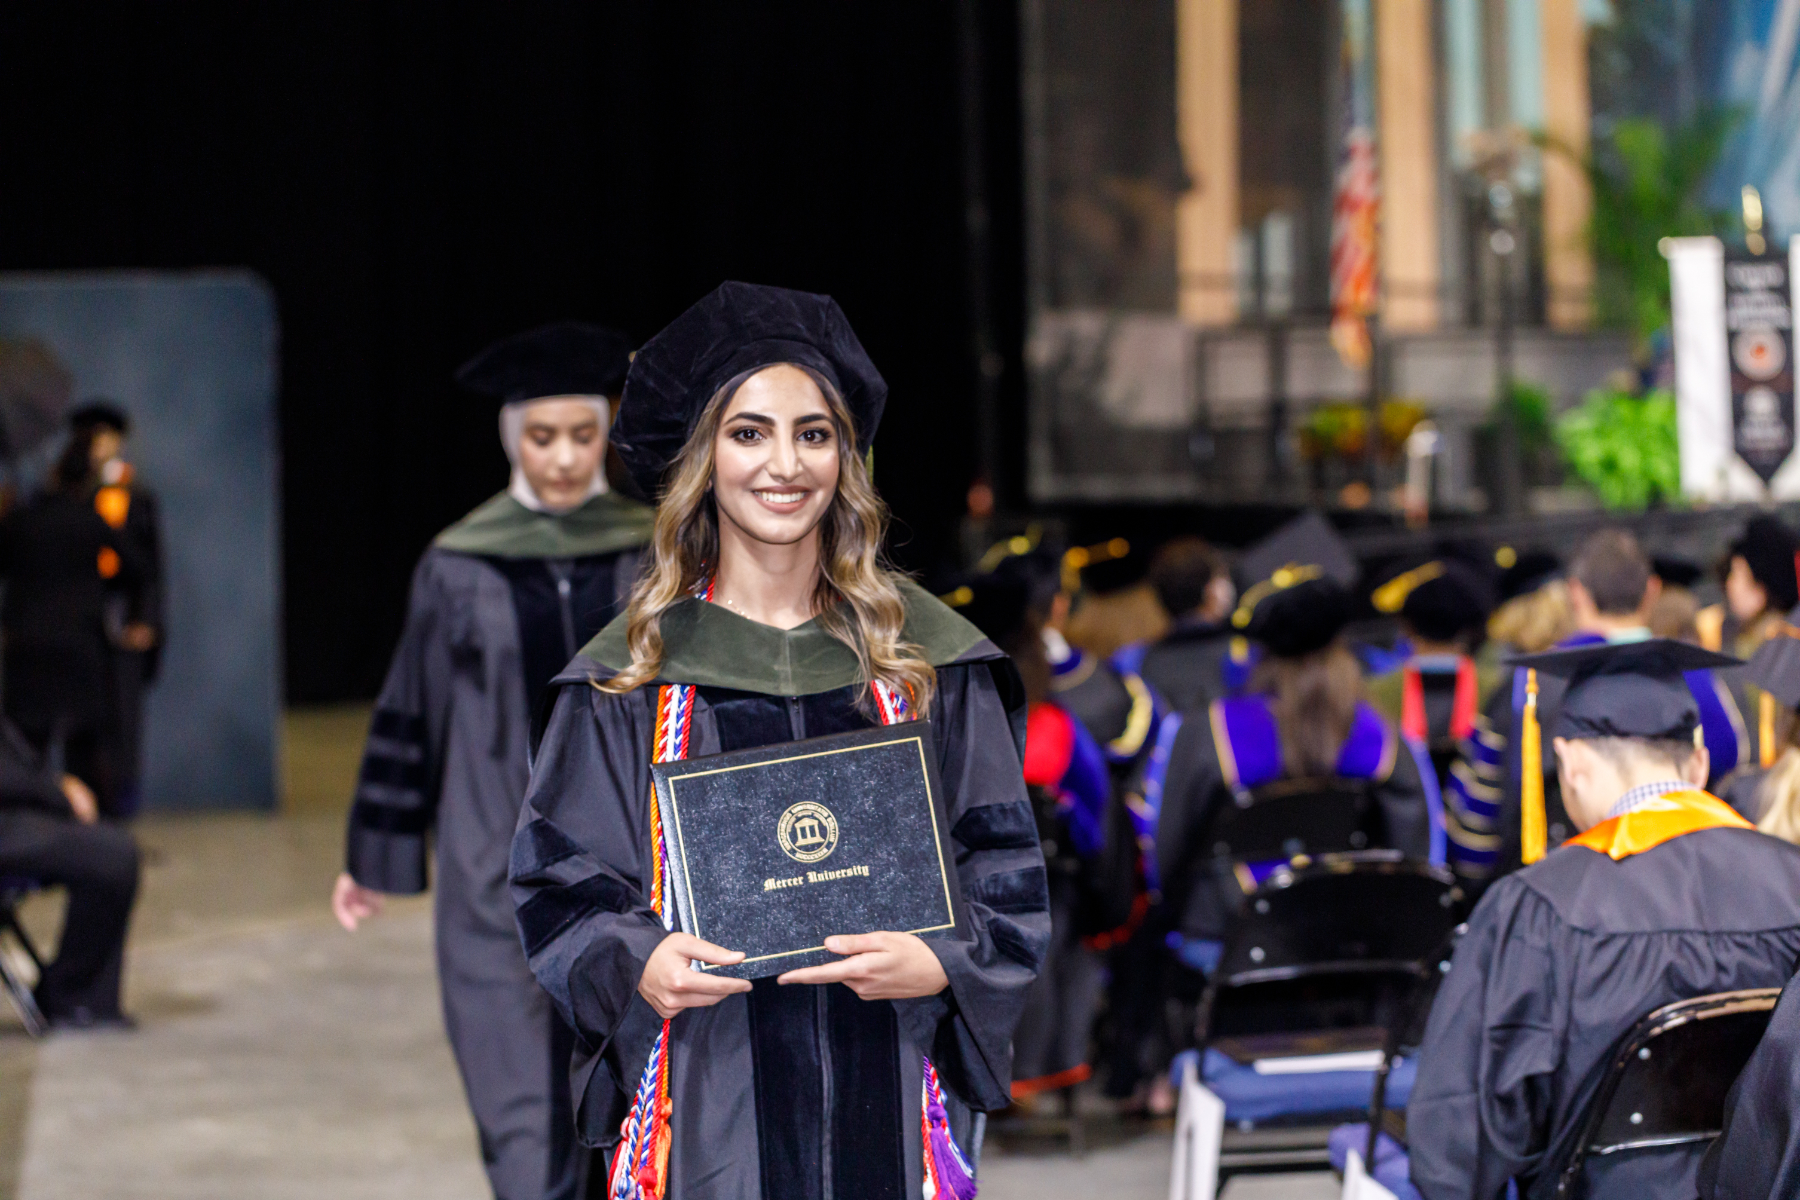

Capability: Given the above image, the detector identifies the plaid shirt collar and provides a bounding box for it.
[1606,780,1691,820]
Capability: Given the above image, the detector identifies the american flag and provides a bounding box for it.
[1330,0,1378,369]
[1330,127,1378,368]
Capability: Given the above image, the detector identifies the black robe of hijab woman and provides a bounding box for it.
[510,580,1050,1200]
[344,489,651,1200]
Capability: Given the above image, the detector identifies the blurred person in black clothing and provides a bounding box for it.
[0,716,139,1027]
[0,429,139,818]
[70,402,164,818]
[1126,536,1235,712]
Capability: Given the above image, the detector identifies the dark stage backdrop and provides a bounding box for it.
[0,2,1027,701]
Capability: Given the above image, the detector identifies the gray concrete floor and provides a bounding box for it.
[0,705,1339,1199]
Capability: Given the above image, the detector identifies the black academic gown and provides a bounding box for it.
[1135,618,1234,714]
[1152,697,1433,944]
[1408,824,1800,1200]
[1698,975,1800,1199]
[344,490,651,1200]
[0,490,136,813]
[95,470,164,815]
[510,581,1050,1200]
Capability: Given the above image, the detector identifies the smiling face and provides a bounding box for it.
[516,397,607,510]
[711,364,841,547]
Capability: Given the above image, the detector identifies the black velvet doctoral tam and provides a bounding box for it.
[455,321,635,406]
[614,281,888,496]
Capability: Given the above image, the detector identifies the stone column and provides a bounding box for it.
[1541,0,1594,328]
[1175,0,1239,325]
[1376,0,1442,330]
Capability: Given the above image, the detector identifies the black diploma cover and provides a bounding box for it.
[650,719,965,980]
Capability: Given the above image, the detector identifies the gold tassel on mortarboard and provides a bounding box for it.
[1521,668,1546,864]
[1762,690,1779,769]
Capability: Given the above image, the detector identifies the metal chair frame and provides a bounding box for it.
[1207,775,1376,867]
[0,880,48,1037]
[1552,988,1781,1199]
[1196,855,1465,1184]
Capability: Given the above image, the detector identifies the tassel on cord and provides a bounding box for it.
[921,1058,979,1200]
[1521,668,1546,864]
[616,651,977,1198]
[1763,691,1779,770]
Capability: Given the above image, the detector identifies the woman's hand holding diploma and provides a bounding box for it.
[777,932,949,1000]
[638,933,754,1018]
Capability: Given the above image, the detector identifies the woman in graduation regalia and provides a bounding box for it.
[510,282,1048,1200]
[1152,556,1435,963]
[331,323,653,1200]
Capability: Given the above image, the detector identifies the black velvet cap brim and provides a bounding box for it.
[1497,550,1562,601]
[951,574,1034,651]
[69,400,128,433]
[1731,516,1800,611]
[1507,638,1742,741]
[455,321,634,405]
[1242,577,1354,658]
[1401,561,1497,642]
[614,282,887,497]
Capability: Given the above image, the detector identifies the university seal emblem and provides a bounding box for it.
[777,801,839,864]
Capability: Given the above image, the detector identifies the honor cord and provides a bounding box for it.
[612,598,975,1198]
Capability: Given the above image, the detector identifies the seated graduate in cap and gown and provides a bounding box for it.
[1407,639,1800,1200]
[330,323,653,1200]
[953,570,1123,1104]
[1479,530,1748,890]
[1149,522,1436,973]
[1721,627,1800,846]
[508,282,1049,1200]
[1698,516,1800,772]
[1364,555,1502,883]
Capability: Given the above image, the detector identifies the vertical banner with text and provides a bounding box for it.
[1671,236,1800,500]
[1724,252,1795,483]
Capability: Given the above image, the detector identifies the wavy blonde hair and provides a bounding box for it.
[600,369,936,714]
[1758,703,1800,845]
[1488,579,1575,654]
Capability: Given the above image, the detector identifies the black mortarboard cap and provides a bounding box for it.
[989,548,1065,617]
[1746,633,1800,710]
[1235,511,1358,594]
[1652,555,1704,590]
[1730,515,1800,612]
[1230,512,1358,657]
[455,322,634,406]
[69,400,128,434]
[944,572,1033,651]
[614,282,887,496]
[1496,548,1561,601]
[1370,555,1497,642]
[1506,638,1741,741]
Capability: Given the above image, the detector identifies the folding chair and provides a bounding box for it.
[1550,988,1780,1199]
[1206,776,1375,868]
[0,878,49,1037]
[1194,856,1464,1188]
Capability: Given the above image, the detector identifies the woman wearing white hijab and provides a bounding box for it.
[331,323,653,1200]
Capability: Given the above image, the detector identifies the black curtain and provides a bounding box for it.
[0,1,1027,701]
